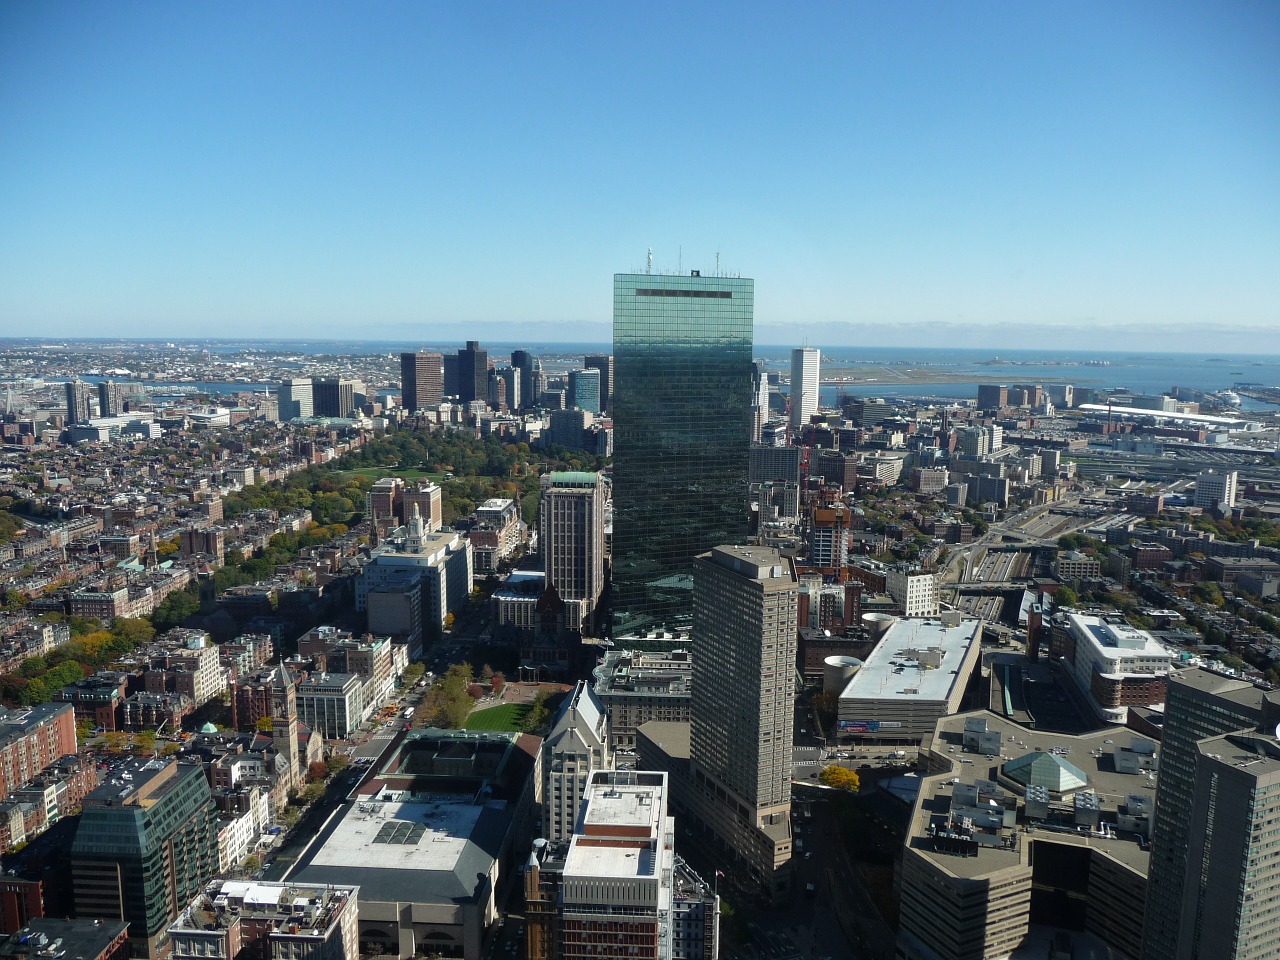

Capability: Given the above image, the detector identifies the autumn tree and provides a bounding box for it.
[820,765,860,792]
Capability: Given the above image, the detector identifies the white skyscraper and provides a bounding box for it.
[789,347,820,434]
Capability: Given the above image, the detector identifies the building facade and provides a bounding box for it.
[689,546,797,897]
[540,472,607,635]
[611,272,754,635]
[401,352,444,412]
[71,759,219,960]
[788,347,819,433]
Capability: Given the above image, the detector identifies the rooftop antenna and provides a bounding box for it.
[678,245,682,275]
[715,250,720,276]
[646,248,653,276]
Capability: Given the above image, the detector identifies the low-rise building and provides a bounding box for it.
[289,728,540,960]
[897,711,1155,960]
[168,880,358,960]
[592,649,692,752]
[1049,613,1174,724]
[836,615,983,745]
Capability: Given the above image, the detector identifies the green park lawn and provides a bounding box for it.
[341,466,446,482]
[464,703,529,731]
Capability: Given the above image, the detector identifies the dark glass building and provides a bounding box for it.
[611,271,754,636]
[71,758,219,959]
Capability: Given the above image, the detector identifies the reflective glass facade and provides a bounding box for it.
[611,272,754,635]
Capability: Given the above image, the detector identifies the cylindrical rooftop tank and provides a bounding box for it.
[823,655,862,696]
[862,612,897,642]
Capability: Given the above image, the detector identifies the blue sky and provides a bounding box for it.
[1,2,1277,349]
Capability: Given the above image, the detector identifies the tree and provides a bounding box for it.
[256,716,276,733]
[522,691,552,734]
[1054,586,1079,608]
[1192,582,1225,608]
[819,765,860,792]
[327,754,350,773]
[134,731,157,754]
[308,760,330,782]
[490,672,505,695]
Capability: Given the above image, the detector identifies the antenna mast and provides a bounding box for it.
[646,248,653,276]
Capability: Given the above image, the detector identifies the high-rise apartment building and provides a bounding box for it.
[97,380,127,417]
[748,444,802,486]
[65,379,94,422]
[789,348,819,434]
[1142,668,1270,960]
[541,680,611,843]
[690,545,797,896]
[612,272,754,635]
[71,758,219,960]
[566,369,601,414]
[540,471,607,633]
[403,480,443,532]
[583,354,614,413]
[276,379,313,420]
[400,352,444,411]
[1194,468,1238,509]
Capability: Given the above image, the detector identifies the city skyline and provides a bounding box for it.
[2,3,1277,346]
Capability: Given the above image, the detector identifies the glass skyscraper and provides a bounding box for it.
[611,271,754,635]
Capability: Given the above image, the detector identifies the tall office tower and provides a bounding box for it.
[65,379,94,422]
[751,360,769,442]
[1194,468,1238,509]
[71,758,219,959]
[277,378,314,420]
[97,380,125,417]
[530,357,546,407]
[457,340,489,404]
[789,347,820,434]
[690,545,798,897]
[612,271,754,636]
[400,351,444,411]
[566,369,601,414]
[541,680,612,842]
[488,368,509,412]
[540,471,607,633]
[1142,668,1268,960]
[977,383,1008,410]
[583,353,614,413]
[311,378,357,417]
[497,364,520,411]
[511,350,535,410]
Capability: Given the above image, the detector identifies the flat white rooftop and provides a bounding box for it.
[582,784,663,832]
[839,617,982,704]
[308,797,493,873]
[1067,614,1172,663]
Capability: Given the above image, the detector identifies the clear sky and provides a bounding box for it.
[2,1,1277,349]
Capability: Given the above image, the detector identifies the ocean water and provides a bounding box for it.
[62,344,1280,409]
